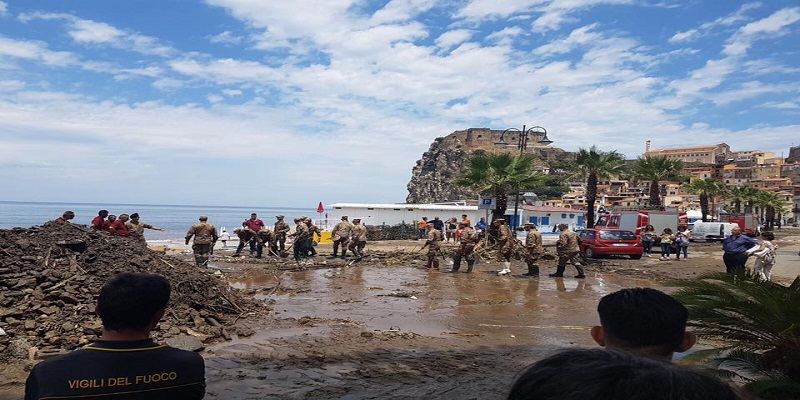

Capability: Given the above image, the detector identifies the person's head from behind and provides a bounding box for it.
[62,211,75,220]
[97,272,170,333]
[557,223,568,231]
[591,288,695,360]
[762,231,775,241]
[508,348,740,400]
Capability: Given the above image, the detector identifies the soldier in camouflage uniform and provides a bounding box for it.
[304,217,322,257]
[185,216,218,267]
[522,223,543,276]
[291,218,310,261]
[330,216,353,258]
[551,223,585,279]
[495,219,514,275]
[422,223,443,270]
[125,213,164,244]
[273,215,291,251]
[255,226,275,258]
[348,218,368,259]
[233,227,257,257]
[450,222,479,273]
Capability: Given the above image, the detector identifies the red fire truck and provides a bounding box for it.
[719,213,761,236]
[595,210,688,235]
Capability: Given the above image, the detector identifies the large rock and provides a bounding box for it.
[406,128,568,203]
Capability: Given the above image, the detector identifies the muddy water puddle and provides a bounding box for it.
[226,263,656,340]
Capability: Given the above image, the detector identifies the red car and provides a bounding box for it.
[578,229,643,259]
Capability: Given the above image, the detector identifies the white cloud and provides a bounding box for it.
[69,19,125,43]
[669,2,762,44]
[0,37,77,66]
[370,0,436,24]
[208,31,244,44]
[0,1,7,15]
[19,12,174,56]
[435,29,473,50]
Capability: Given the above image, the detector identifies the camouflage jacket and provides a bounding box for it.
[351,224,368,242]
[556,230,580,254]
[331,221,353,240]
[186,222,218,245]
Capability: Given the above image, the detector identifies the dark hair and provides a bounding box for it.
[98,210,109,215]
[761,231,775,240]
[130,213,139,219]
[97,273,170,331]
[508,349,739,400]
[597,288,687,356]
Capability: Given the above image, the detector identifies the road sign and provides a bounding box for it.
[478,197,496,210]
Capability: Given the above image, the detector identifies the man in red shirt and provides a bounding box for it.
[54,211,75,222]
[108,214,130,236]
[242,213,264,254]
[91,210,109,230]
[103,215,117,231]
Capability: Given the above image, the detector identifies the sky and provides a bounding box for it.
[1,1,799,208]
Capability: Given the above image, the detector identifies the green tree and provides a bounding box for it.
[725,186,755,214]
[570,146,626,228]
[685,179,726,222]
[672,271,800,400]
[455,152,546,222]
[633,156,684,208]
[754,191,785,230]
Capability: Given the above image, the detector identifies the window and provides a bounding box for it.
[569,214,575,219]
[600,230,636,240]
[561,213,567,219]
[580,230,596,239]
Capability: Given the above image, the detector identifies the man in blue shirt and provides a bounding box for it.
[721,226,759,273]
[475,217,488,238]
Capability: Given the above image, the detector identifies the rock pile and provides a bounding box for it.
[0,222,261,361]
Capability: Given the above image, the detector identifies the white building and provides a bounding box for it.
[323,202,586,232]
[325,202,486,229]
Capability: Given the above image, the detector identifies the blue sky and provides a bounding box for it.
[1,1,798,207]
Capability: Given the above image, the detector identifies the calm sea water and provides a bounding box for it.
[0,201,316,241]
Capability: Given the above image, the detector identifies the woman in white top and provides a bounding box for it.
[752,231,777,281]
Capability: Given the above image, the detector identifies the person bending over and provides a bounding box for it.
[508,348,741,400]
[591,287,696,361]
[25,272,205,400]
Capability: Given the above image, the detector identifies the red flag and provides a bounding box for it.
[316,202,325,213]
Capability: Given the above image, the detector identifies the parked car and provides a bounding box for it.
[578,229,643,259]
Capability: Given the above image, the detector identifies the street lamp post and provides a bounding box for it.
[494,125,553,231]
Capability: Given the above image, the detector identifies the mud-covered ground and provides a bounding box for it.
[3,229,799,399]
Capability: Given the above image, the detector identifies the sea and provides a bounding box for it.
[0,201,316,242]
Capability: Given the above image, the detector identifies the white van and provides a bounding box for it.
[690,222,739,242]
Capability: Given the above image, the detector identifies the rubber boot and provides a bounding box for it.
[574,264,586,279]
[255,243,263,258]
[498,261,511,275]
[450,258,461,273]
[341,248,348,259]
[466,260,475,273]
[432,259,440,270]
[426,257,434,269]
[524,262,539,276]
[549,265,565,278]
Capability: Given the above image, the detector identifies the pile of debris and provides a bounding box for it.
[0,222,262,361]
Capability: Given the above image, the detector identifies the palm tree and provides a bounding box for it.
[754,191,785,230]
[570,146,626,228]
[671,271,800,399]
[632,156,684,208]
[725,186,751,214]
[683,179,725,222]
[455,152,546,223]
